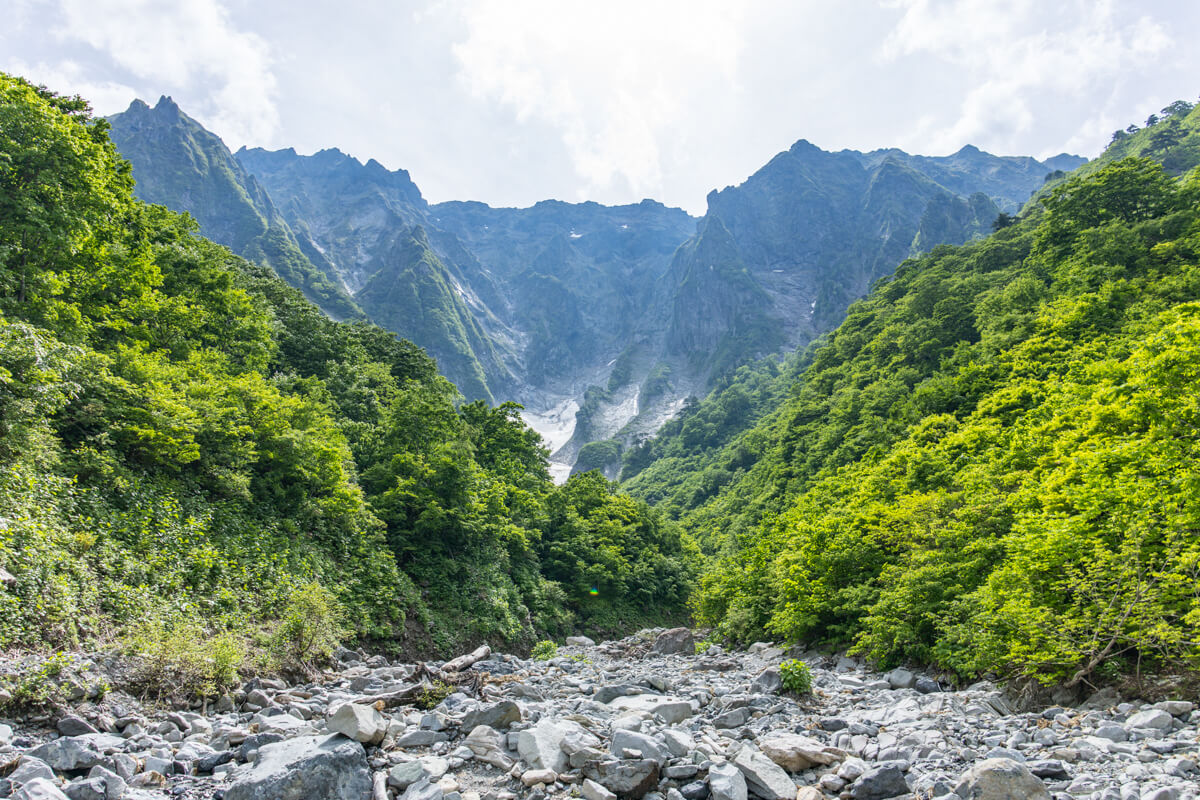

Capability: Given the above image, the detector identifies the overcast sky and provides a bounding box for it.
[6,0,1198,214]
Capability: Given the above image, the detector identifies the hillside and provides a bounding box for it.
[625,98,1200,687]
[0,74,694,666]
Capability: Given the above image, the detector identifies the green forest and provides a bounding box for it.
[5,69,1200,692]
[625,100,1200,687]
[0,74,694,670]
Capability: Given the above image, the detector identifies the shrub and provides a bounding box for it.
[125,621,243,700]
[414,679,452,710]
[531,640,558,661]
[779,659,813,694]
[268,582,346,675]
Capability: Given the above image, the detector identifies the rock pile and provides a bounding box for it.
[0,630,1197,800]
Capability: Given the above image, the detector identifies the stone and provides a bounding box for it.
[63,778,106,800]
[518,719,582,773]
[661,728,695,758]
[224,734,371,800]
[914,677,941,694]
[29,735,124,772]
[0,722,12,746]
[795,790,823,800]
[595,685,646,704]
[651,628,695,655]
[731,745,796,800]
[582,778,618,800]
[464,725,514,770]
[567,636,597,647]
[712,708,750,729]
[9,758,56,786]
[521,768,557,787]
[84,766,125,800]
[56,717,99,737]
[583,759,660,799]
[1124,709,1173,732]
[953,758,1051,800]
[1025,760,1071,780]
[460,701,521,733]
[885,668,916,690]
[396,730,450,747]
[850,764,909,800]
[12,778,70,800]
[757,733,844,772]
[749,668,781,695]
[327,703,387,745]
[1153,700,1194,717]
[611,730,671,765]
[608,695,693,724]
[388,762,427,790]
[707,762,747,800]
[1094,724,1127,742]
[400,778,444,800]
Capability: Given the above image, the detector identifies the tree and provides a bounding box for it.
[992,212,1017,231]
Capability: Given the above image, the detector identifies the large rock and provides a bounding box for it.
[1125,709,1174,732]
[583,759,660,799]
[224,734,371,800]
[850,764,909,800]
[326,703,387,745]
[12,778,69,800]
[885,668,916,690]
[461,700,522,732]
[758,733,844,772]
[954,758,1051,800]
[567,636,597,647]
[651,628,695,655]
[708,762,748,800]
[518,718,585,772]
[29,735,124,772]
[608,694,693,724]
[749,667,782,695]
[610,730,671,765]
[732,745,796,800]
[464,725,514,769]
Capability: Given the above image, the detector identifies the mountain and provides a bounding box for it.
[106,97,361,320]
[107,98,1085,477]
[622,100,1200,686]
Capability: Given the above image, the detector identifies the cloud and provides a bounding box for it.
[447,0,746,200]
[50,0,279,145]
[6,57,138,113]
[879,0,1173,155]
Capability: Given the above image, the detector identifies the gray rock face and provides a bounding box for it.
[732,744,796,800]
[224,734,371,800]
[849,764,909,800]
[651,628,695,655]
[460,700,521,732]
[326,703,386,744]
[583,759,660,799]
[707,762,748,800]
[954,758,1051,800]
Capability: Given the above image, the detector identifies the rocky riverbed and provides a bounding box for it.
[1,629,1197,800]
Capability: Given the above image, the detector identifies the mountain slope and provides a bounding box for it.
[106,97,361,320]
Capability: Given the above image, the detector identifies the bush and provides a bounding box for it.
[125,620,243,700]
[268,582,346,674]
[531,640,558,661]
[779,659,813,694]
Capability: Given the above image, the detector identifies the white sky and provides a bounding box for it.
[5,0,1197,215]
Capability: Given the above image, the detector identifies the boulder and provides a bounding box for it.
[610,730,670,765]
[464,725,514,770]
[56,717,99,737]
[607,694,693,724]
[954,758,1051,800]
[1124,709,1174,732]
[708,762,748,800]
[651,628,695,655]
[326,703,387,745]
[29,735,124,772]
[749,667,782,695]
[567,636,597,647]
[399,779,443,800]
[583,759,660,799]
[85,765,126,800]
[849,764,909,800]
[13,778,69,800]
[582,778,618,800]
[732,745,796,800]
[224,734,371,800]
[885,668,916,690]
[460,700,521,733]
[521,768,557,787]
[758,733,844,772]
[62,778,106,800]
[518,718,585,772]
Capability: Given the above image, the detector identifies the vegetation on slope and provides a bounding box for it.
[628,101,1200,687]
[0,74,694,665]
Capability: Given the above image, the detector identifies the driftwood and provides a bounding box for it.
[442,645,491,673]
[372,770,388,800]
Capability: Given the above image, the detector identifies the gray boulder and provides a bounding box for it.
[326,703,386,745]
[749,668,782,695]
[56,717,98,737]
[651,628,695,655]
[610,730,671,765]
[732,745,796,800]
[29,735,124,772]
[885,668,916,690]
[1125,709,1174,732]
[583,759,660,799]
[708,762,748,800]
[758,733,844,771]
[460,700,521,733]
[850,764,909,800]
[224,734,371,800]
[518,718,585,772]
[953,758,1051,800]
[13,778,70,800]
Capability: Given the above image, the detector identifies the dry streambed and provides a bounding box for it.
[1,629,1197,800]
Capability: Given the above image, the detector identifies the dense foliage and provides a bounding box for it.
[629,102,1200,686]
[0,74,694,661]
